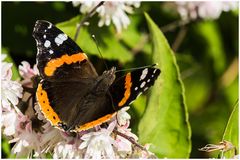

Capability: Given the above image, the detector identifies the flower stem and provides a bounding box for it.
[74,1,105,41]
[113,129,147,151]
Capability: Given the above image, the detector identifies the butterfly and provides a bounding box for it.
[33,20,160,132]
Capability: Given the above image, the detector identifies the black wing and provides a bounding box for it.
[33,20,98,80]
[33,20,116,132]
[109,67,161,108]
[36,79,116,131]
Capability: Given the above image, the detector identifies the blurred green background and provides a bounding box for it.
[1,2,238,158]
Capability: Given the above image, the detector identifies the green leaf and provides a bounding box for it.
[2,137,11,158]
[222,100,239,158]
[56,16,133,63]
[138,13,191,158]
[195,21,226,75]
[120,16,151,55]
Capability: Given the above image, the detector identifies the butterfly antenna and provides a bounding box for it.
[92,35,109,70]
[115,64,158,73]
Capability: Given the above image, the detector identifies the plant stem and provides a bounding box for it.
[172,26,188,52]
[113,129,147,151]
[161,19,190,33]
[74,1,105,41]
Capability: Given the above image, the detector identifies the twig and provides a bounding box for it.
[172,26,188,52]
[160,19,190,33]
[74,1,105,41]
[219,57,238,88]
[131,33,149,55]
[113,129,147,151]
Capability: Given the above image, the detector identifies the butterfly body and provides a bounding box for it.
[33,20,160,132]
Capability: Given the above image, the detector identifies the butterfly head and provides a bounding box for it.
[101,67,116,86]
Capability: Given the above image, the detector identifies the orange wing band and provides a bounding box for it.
[118,73,132,107]
[36,83,61,126]
[44,53,87,76]
[73,113,116,132]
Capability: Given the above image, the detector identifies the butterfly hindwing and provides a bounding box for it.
[109,67,161,108]
[36,79,116,131]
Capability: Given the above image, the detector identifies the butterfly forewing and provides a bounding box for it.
[33,20,98,80]
[109,67,161,108]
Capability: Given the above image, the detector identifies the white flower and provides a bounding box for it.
[115,134,132,157]
[115,106,137,155]
[1,109,18,136]
[18,61,39,87]
[52,129,86,159]
[42,122,86,158]
[117,106,131,126]
[2,109,41,157]
[53,140,84,159]
[175,1,238,20]
[139,144,154,158]
[234,154,240,159]
[34,103,46,121]
[79,121,116,159]
[1,54,23,111]
[39,122,64,154]
[1,54,12,80]
[9,118,41,158]
[73,1,140,33]
[114,122,138,156]
[19,61,39,80]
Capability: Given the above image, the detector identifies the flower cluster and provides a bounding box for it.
[72,1,140,33]
[1,54,23,112]
[1,55,154,158]
[175,1,238,20]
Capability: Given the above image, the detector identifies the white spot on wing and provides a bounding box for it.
[153,69,157,74]
[55,33,68,46]
[135,87,138,91]
[140,81,146,88]
[147,79,150,83]
[49,50,54,54]
[43,35,46,39]
[44,40,51,48]
[140,68,148,81]
[143,87,149,92]
[48,23,52,29]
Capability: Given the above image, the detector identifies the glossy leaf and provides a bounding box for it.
[138,13,191,158]
[222,100,239,158]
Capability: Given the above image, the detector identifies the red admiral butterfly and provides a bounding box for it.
[33,20,160,132]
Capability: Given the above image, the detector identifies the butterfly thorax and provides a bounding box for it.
[93,67,116,96]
